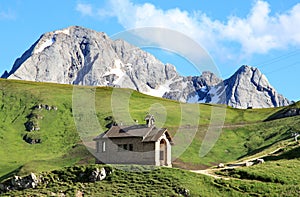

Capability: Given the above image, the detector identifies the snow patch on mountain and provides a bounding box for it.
[54,28,70,35]
[145,77,176,97]
[34,38,55,54]
[103,59,126,85]
[146,83,170,97]
[208,85,226,103]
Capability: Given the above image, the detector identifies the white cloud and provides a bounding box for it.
[76,3,93,16]
[219,0,299,55]
[76,0,300,59]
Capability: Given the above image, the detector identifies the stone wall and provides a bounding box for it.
[95,137,156,165]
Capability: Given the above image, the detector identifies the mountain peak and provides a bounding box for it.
[224,65,290,108]
[200,71,222,87]
[2,26,291,109]
[233,65,271,88]
[236,65,258,73]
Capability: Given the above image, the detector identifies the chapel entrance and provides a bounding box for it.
[159,139,167,166]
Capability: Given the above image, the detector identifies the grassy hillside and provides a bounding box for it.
[1,165,236,197]
[1,78,300,196]
[4,160,300,196]
[265,101,300,121]
[214,144,300,196]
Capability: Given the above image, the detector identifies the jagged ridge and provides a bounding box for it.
[2,26,291,108]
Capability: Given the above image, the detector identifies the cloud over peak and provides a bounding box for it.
[76,0,300,59]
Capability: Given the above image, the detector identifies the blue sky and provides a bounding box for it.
[0,0,299,101]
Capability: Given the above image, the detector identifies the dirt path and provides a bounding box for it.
[190,146,286,180]
[190,169,230,180]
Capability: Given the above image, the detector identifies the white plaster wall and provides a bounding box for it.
[155,133,172,167]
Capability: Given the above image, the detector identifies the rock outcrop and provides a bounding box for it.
[223,66,290,108]
[2,26,291,108]
[0,173,40,193]
[23,104,58,144]
[0,166,111,194]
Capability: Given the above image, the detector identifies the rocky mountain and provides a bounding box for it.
[2,26,291,108]
[223,66,290,108]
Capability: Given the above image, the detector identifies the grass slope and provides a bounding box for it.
[0,165,253,197]
[1,79,300,196]
[5,160,300,196]
[214,143,300,196]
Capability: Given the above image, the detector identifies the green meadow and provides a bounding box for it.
[1,78,300,196]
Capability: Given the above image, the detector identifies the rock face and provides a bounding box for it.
[222,66,291,108]
[3,26,291,108]
[0,166,111,194]
[5,26,178,96]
